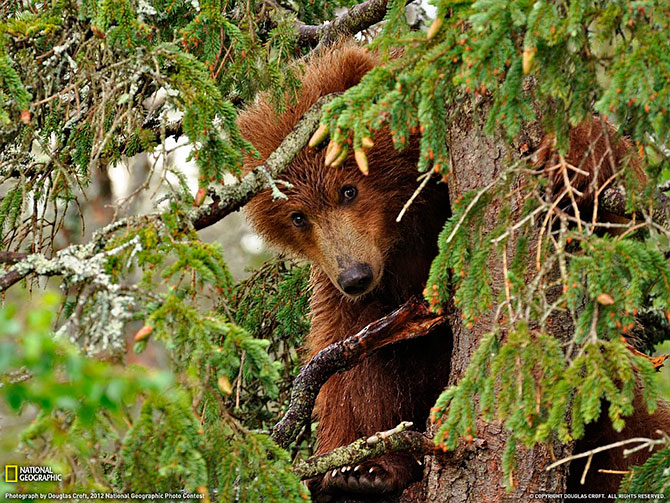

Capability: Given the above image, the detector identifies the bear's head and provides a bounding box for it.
[239,45,424,299]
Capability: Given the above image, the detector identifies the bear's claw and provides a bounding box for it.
[322,460,403,494]
[309,453,424,502]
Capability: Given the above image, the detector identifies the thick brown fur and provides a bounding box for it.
[535,118,646,209]
[240,44,670,500]
[240,45,453,501]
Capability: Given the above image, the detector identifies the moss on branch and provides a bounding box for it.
[293,422,435,479]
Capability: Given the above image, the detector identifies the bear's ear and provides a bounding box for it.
[237,43,379,175]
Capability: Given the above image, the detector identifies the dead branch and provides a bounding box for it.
[0,218,149,294]
[0,251,27,264]
[0,96,334,293]
[271,298,446,449]
[296,0,389,49]
[0,269,27,292]
[545,434,668,486]
[0,252,30,290]
[293,421,435,479]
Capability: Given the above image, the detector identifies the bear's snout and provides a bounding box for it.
[337,263,374,296]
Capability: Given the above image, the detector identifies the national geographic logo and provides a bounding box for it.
[3,465,62,483]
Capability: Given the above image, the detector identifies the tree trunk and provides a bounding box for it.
[419,107,573,501]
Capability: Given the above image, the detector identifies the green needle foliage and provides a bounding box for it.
[623,448,670,498]
[3,0,670,498]
[1,282,309,500]
[314,0,670,492]
[0,0,347,249]
[0,1,328,499]
[322,0,670,168]
[228,259,311,432]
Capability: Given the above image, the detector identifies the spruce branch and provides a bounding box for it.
[0,93,333,288]
[0,92,334,292]
[142,112,184,145]
[0,235,141,354]
[0,251,27,265]
[191,94,337,230]
[271,298,446,449]
[293,421,435,479]
[634,309,670,352]
[0,217,150,293]
[0,269,27,292]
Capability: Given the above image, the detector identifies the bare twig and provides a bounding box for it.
[598,469,630,475]
[580,452,593,485]
[271,298,446,448]
[545,436,667,474]
[396,171,433,222]
[0,217,149,293]
[445,179,498,245]
[235,351,245,410]
[0,95,333,293]
[558,155,583,233]
[293,422,435,479]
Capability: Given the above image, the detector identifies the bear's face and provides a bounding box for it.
[246,145,417,299]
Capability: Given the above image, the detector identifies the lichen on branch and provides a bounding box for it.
[191,94,338,230]
[293,422,435,479]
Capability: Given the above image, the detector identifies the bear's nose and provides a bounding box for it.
[337,263,373,296]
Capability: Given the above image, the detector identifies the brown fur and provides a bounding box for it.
[240,43,670,500]
[240,45,453,500]
[535,118,646,209]
[569,392,670,498]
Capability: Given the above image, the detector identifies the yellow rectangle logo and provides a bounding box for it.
[5,465,18,483]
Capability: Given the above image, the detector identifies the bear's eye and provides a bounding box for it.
[340,185,358,204]
[291,212,308,229]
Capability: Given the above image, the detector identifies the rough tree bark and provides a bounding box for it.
[418,108,574,502]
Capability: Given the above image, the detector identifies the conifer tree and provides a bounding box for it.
[1,0,670,502]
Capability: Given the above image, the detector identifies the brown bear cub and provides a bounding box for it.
[240,44,670,500]
[239,45,453,499]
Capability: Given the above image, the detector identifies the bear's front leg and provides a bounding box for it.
[309,354,424,500]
